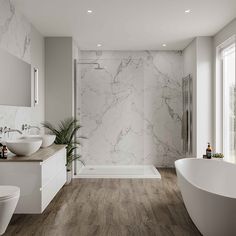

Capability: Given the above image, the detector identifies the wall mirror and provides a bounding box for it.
[0,48,31,107]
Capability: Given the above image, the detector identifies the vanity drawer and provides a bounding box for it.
[41,167,66,212]
[0,145,67,213]
[41,148,66,187]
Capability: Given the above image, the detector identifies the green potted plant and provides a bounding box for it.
[42,118,84,184]
[212,153,224,160]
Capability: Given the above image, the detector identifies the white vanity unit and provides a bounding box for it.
[0,145,67,214]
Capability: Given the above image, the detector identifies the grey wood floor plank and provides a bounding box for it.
[4,169,201,236]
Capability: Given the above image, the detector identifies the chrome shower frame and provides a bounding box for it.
[73,60,104,175]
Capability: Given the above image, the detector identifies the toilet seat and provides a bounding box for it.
[0,186,20,201]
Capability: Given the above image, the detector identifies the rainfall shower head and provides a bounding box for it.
[94,64,104,70]
[77,62,104,70]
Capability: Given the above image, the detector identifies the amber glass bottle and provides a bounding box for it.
[206,143,212,159]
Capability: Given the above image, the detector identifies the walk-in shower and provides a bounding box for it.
[72,51,183,179]
[73,57,161,179]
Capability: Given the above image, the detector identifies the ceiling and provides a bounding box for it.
[13,0,236,50]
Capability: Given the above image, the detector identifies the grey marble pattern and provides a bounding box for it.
[0,0,32,132]
[0,0,30,63]
[78,51,184,167]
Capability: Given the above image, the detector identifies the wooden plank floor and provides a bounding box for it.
[4,169,201,236]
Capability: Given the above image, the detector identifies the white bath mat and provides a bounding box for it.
[75,165,161,179]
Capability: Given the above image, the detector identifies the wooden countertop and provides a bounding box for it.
[0,144,67,162]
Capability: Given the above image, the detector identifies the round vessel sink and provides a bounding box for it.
[6,139,42,156]
[22,134,56,148]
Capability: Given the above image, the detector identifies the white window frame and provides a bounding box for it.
[215,35,236,161]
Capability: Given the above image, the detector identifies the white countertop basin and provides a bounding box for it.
[6,138,42,156]
[22,134,56,148]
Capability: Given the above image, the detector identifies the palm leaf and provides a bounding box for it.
[42,118,84,171]
[69,124,82,143]
[42,122,60,136]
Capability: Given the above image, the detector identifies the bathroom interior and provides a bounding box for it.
[0,0,235,235]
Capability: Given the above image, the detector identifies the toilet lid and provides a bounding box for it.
[0,186,20,200]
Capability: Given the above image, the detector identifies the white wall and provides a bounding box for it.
[196,37,213,157]
[0,0,45,134]
[45,37,74,125]
[183,37,213,157]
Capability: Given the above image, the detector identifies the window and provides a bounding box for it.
[221,42,235,162]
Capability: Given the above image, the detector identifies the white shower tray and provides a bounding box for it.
[75,165,161,179]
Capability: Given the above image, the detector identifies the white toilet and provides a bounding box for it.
[0,186,20,235]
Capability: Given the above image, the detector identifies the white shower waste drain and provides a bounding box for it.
[75,165,161,179]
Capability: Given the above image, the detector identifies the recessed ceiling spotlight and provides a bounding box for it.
[87,10,93,14]
[97,43,102,47]
[162,44,167,47]
[185,9,191,13]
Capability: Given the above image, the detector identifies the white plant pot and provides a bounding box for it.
[66,170,72,185]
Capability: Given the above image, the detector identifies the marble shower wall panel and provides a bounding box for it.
[0,0,30,63]
[79,51,184,167]
[143,51,183,166]
[0,0,31,130]
[80,51,144,165]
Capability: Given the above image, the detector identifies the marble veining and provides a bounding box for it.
[0,0,30,63]
[0,0,32,132]
[78,51,184,167]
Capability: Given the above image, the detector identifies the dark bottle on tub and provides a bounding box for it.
[0,143,3,158]
[2,145,8,159]
[206,143,212,159]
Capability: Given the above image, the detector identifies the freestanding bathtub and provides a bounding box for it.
[175,158,236,236]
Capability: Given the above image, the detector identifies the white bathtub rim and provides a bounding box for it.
[175,158,236,200]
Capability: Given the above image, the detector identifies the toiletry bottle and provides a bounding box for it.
[2,145,8,158]
[0,143,3,158]
[206,143,212,159]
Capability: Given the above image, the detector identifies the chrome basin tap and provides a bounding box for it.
[4,127,23,135]
[28,125,40,131]
[22,124,40,132]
